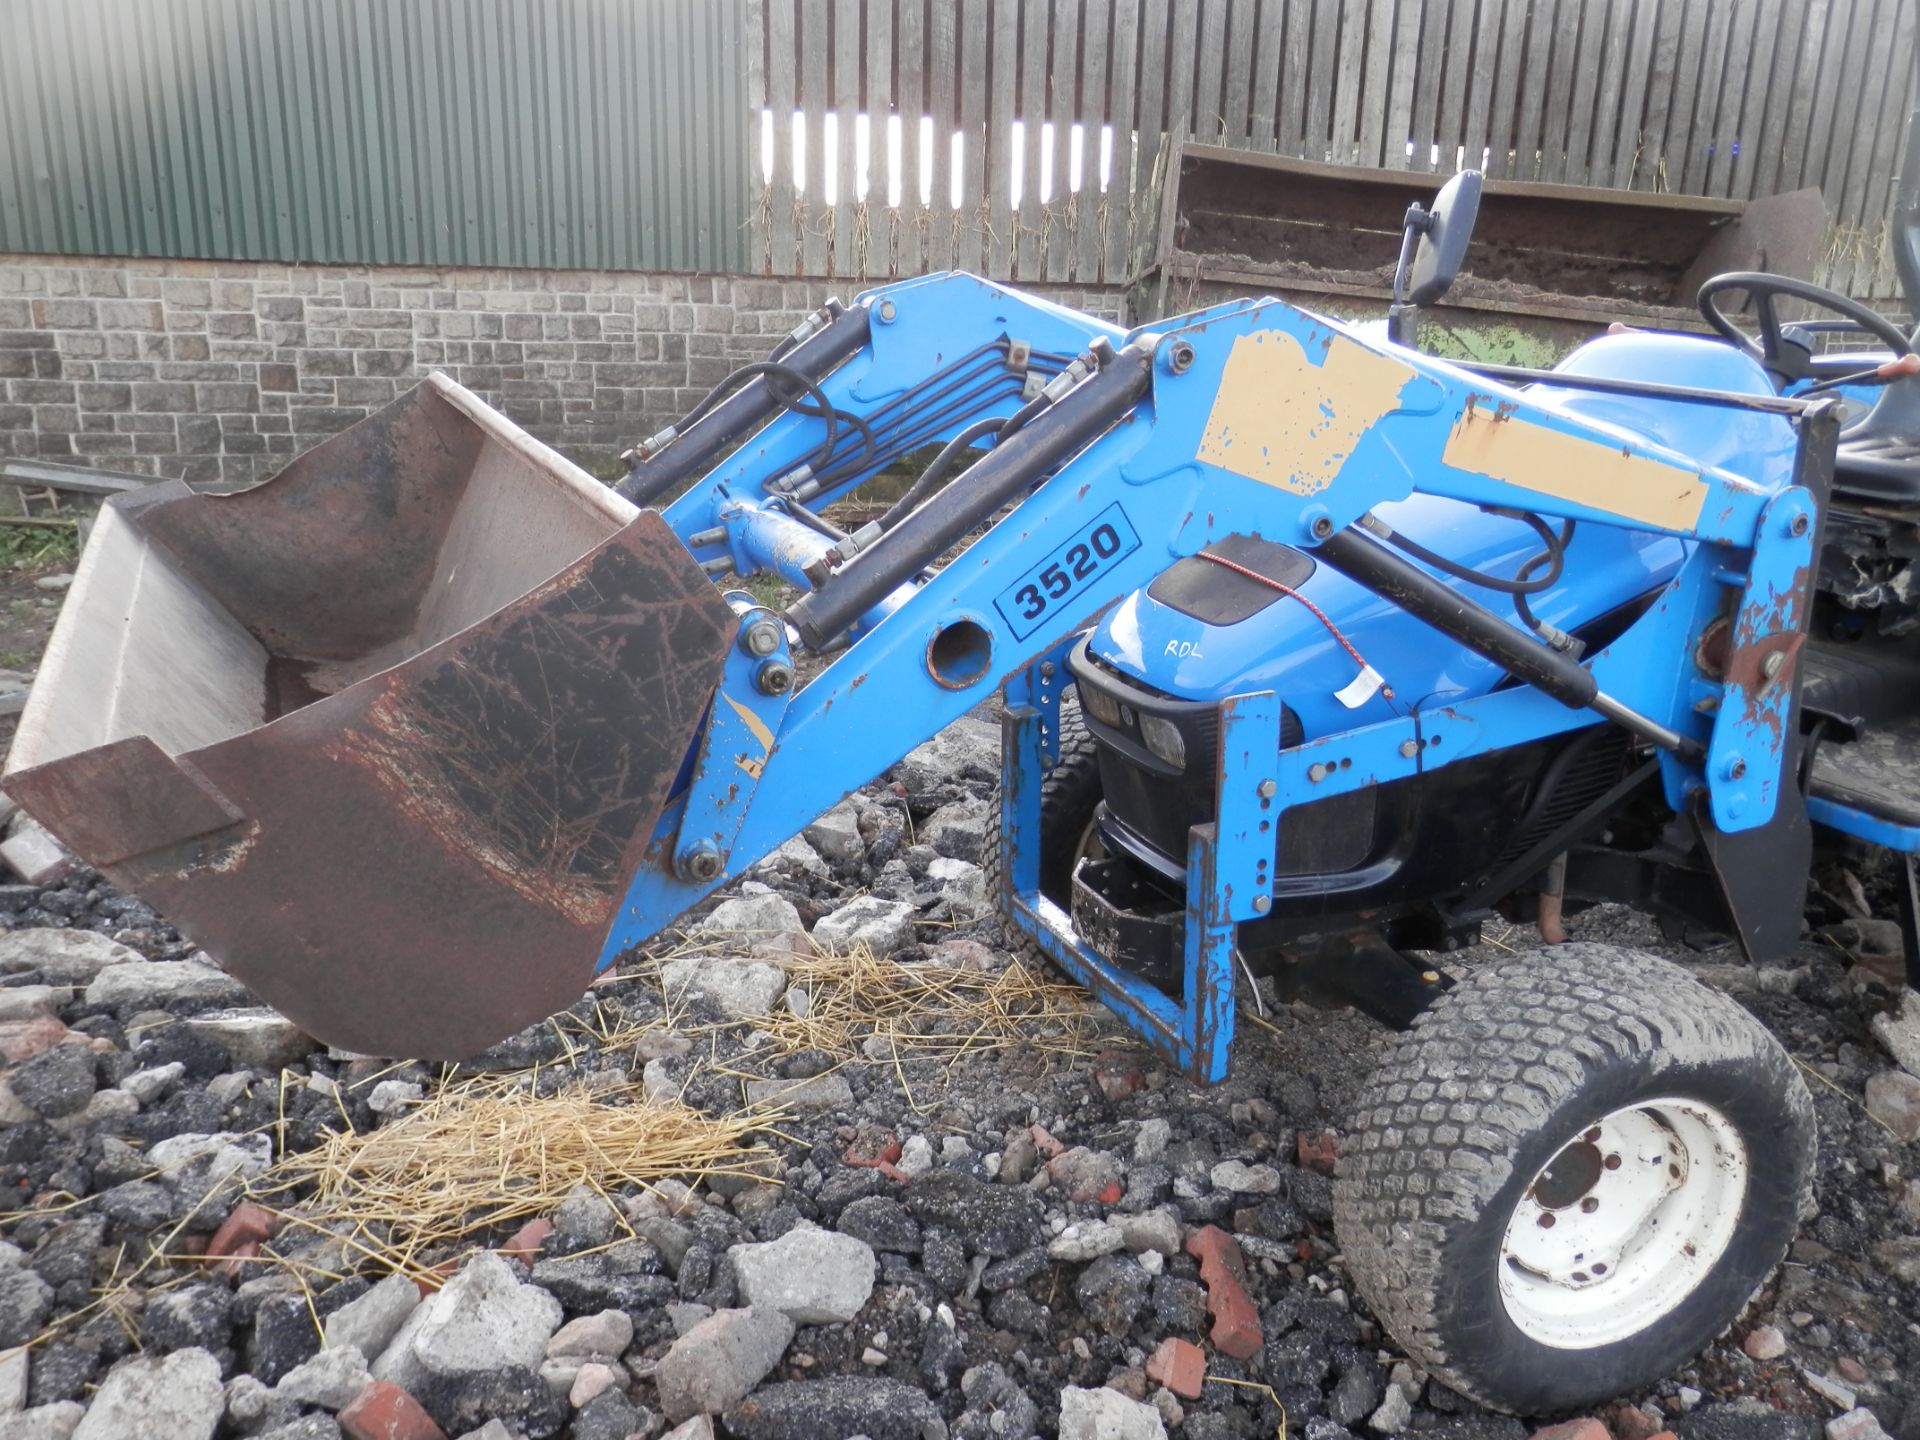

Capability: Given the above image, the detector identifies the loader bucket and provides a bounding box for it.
[4,374,735,1060]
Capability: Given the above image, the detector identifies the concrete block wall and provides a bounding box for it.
[0,255,1125,489]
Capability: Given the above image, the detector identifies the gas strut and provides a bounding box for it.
[1316,522,1700,756]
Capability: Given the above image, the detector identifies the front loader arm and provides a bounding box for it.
[616,283,1837,1081]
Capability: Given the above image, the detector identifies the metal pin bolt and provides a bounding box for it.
[1725,755,1747,781]
[1307,762,1330,783]
[1789,513,1810,537]
[1252,895,1271,913]
[878,299,897,323]
[1165,340,1196,374]
[1257,779,1277,798]
[677,840,724,883]
[1040,661,1056,678]
[741,619,782,657]
[1399,739,1421,758]
[1311,516,1335,539]
[755,658,795,695]
[1761,651,1785,681]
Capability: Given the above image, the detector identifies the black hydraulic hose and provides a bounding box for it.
[1512,518,1576,635]
[1375,508,1565,596]
[875,415,1009,531]
[786,342,1155,650]
[617,302,871,505]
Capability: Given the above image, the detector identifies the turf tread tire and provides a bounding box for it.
[1332,942,1815,1414]
[985,695,1102,963]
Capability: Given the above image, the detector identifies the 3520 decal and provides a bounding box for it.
[993,503,1141,639]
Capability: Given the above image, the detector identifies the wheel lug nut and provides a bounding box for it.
[1580,1197,1599,1213]
[1537,1213,1556,1229]
[1603,1154,1622,1170]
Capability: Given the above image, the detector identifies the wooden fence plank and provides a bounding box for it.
[1330,0,1369,165]
[896,0,926,277]
[1679,0,1733,193]
[1046,1,1081,280]
[1486,0,1529,175]
[927,0,959,269]
[800,0,829,272]
[1076,0,1112,280]
[746,0,768,272]
[1309,0,1348,162]
[987,0,1018,277]
[1249,0,1284,150]
[1801,0,1863,201]
[1357,0,1396,167]
[1223,0,1256,146]
[1660,0,1710,191]
[1191,0,1228,143]
[1435,0,1480,173]
[1165,0,1199,145]
[866,0,893,274]
[1579,0,1631,185]
[1131,0,1170,269]
[1775,0,1831,194]
[956,0,990,271]
[1705,0,1757,196]
[1016,0,1048,276]
[767,0,797,274]
[1105,0,1141,278]
[1737,0,1800,199]
[832,0,858,273]
[1277,0,1311,154]
[1603,0,1656,188]
[1839,0,1902,293]
[1410,0,1452,171]
[1538,0,1585,183]
[1461,0,1506,175]
[1636,0,1686,190]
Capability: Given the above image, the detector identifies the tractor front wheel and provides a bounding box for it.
[984,693,1104,940]
[1333,942,1815,1414]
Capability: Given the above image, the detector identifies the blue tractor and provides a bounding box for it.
[11,123,1920,1412]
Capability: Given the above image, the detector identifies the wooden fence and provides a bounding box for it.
[747,0,1919,300]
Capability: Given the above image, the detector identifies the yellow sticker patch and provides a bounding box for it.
[1441,405,1708,531]
[1195,329,1419,495]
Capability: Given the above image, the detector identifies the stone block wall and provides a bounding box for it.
[0,255,1125,489]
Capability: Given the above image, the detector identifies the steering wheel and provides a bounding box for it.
[1698,272,1913,383]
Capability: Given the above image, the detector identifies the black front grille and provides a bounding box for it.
[1072,641,1303,874]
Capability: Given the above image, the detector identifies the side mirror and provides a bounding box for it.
[1404,170,1484,306]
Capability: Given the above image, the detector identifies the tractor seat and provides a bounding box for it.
[1833,374,1920,506]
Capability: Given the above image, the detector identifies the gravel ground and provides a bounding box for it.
[0,711,1916,1440]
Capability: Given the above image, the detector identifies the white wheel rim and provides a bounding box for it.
[1497,1097,1748,1349]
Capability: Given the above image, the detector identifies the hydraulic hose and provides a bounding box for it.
[617,301,871,505]
[786,341,1154,650]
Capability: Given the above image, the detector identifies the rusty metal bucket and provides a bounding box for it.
[4,374,734,1059]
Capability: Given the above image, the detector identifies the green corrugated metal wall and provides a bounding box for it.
[0,0,750,273]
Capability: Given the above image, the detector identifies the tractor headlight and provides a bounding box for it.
[1082,686,1123,728]
[1139,714,1186,769]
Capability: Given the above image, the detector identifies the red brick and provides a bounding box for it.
[0,1018,72,1066]
[414,1260,458,1297]
[1184,1225,1262,1361]
[1145,1337,1207,1400]
[1296,1131,1339,1176]
[339,1381,448,1440]
[212,1240,260,1278]
[499,1217,553,1260]
[208,1201,277,1258]
[1029,1124,1066,1159]
[844,1132,902,1168]
[1528,1421,1609,1440]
